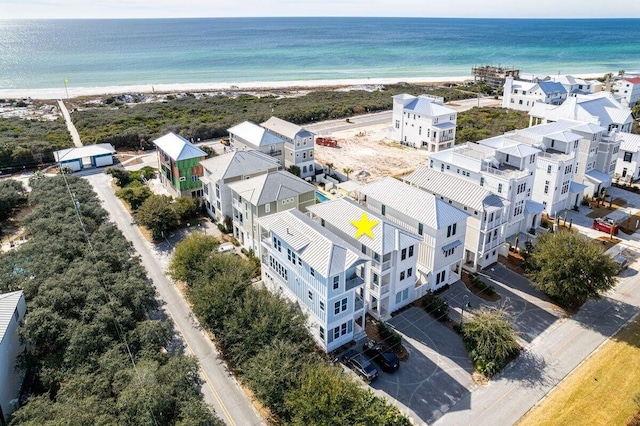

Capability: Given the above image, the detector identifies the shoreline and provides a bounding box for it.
[0,72,608,100]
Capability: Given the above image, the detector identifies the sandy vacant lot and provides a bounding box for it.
[313,123,429,183]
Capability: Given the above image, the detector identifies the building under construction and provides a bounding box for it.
[472,65,520,88]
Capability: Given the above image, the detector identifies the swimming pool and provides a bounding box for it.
[316,191,330,203]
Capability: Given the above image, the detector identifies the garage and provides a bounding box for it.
[54,144,116,171]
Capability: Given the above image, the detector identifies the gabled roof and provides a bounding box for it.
[497,143,541,157]
[357,177,468,230]
[260,116,313,140]
[0,290,24,345]
[153,133,206,161]
[54,143,115,162]
[307,198,422,255]
[403,95,456,117]
[200,150,281,183]
[537,81,567,95]
[404,166,506,212]
[529,93,633,126]
[258,209,368,277]
[228,121,285,147]
[524,200,545,215]
[616,132,640,153]
[227,170,315,206]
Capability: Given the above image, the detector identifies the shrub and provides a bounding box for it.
[422,292,449,322]
[106,167,131,187]
[377,322,402,349]
[116,185,152,210]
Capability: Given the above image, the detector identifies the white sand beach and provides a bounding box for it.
[0,72,610,100]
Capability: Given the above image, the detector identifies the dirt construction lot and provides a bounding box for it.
[313,123,429,183]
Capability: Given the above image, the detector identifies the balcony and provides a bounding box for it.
[346,274,364,291]
[380,284,390,295]
[381,259,393,271]
[268,150,283,157]
[354,295,365,312]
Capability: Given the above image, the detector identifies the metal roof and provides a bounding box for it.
[537,81,567,95]
[260,116,313,140]
[307,198,421,255]
[228,121,285,147]
[404,95,456,117]
[531,93,632,127]
[200,150,281,183]
[0,290,23,345]
[54,143,115,162]
[586,169,612,184]
[442,239,462,252]
[404,166,506,212]
[616,132,640,153]
[257,209,368,277]
[227,170,315,206]
[569,182,588,194]
[524,200,545,215]
[357,177,468,230]
[433,121,457,130]
[496,143,540,157]
[153,133,207,161]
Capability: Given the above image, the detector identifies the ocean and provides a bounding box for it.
[1,17,639,90]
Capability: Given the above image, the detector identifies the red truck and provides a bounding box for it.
[316,137,338,147]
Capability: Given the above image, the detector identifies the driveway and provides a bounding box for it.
[371,307,475,425]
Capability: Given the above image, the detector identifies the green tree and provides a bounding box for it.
[106,167,132,187]
[173,196,199,223]
[325,162,334,175]
[528,231,619,309]
[168,232,219,284]
[287,164,301,177]
[343,167,354,180]
[116,184,152,210]
[136,194,179,239]
[0,178,25,221]
[462,309,520,376]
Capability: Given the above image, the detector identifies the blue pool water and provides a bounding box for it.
[316,191,330,203]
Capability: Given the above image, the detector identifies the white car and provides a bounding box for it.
[217,242,236,254]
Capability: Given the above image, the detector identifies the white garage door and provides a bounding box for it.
[94,155,114,168]
[61,159,82,171]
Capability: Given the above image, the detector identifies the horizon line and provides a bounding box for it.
[1,16,639,21]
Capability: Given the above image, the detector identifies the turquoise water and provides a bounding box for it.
[316,191,330,203]
[1,18,639,90]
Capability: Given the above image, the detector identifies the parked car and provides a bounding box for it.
[217,242,236,254]
[613,254,628,273]
[363,339,400,372]
[341,349,378,382]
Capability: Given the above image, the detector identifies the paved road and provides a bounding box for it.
[57,100,83,147]
[304,96,501,135]
[83,171,262,426]
[432,259,640,426]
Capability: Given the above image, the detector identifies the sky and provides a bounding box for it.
[2,0,640,19]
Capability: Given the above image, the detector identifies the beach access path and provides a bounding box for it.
[82,170,263,426]
[57,99,83,147]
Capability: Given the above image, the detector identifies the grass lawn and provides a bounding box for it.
[517,314,640,426]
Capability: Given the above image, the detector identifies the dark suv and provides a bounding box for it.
[342,349,379,382]
[363,339,400,372]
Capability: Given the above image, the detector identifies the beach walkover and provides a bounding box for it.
[57,99,83,148]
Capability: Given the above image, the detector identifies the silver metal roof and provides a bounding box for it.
[153,132,207,161]
[261,116,313,140]
[358,177,468,230]
[227,170,315,206]
[200,150,281,183]
[54,143,115,162]
[0,290,23,345]
[307,198,421,255]
[228,121,285,147]
[258,209,368,277]
[405,166,506,213]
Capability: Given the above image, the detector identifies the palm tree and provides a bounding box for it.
[343,167,354,180]
[325,162,334,175]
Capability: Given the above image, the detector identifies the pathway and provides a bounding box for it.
[57,99,83,147]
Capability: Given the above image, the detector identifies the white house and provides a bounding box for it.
[529,92,634,135]
[614,132,640,183]
[228,120,287,161]
[261,117,316,179]
[404,166,511,270]
[356,177,468,292]
[428,141,541,237]
[550,75,593,96]
[502,77,567,111]
[307,198,422,320]
[612,77,640,106]
[258,209,369,353]
[0,291,26,423]
[53,144,116,172]
[388,94,457,152]
[200,150,281,222]
[228,170,316,252]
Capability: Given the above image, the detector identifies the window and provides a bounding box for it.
[419,126,422,135]
[333,275,339,290]
[547,165,552,173]
[444,246,455,257]
[334,327,340,340]
[624,152,633,162]
[320,301,325,312]
[341,323,347,335]
[308,291,313,301]
[395,292,402,304]
[310,267,315,277]
[191,175,200,182]
[401,248,407,260]
[447,223,456,237]
[381,205,386,216]
[319,326,325,340]
[441,164,445,172]
[342,298,347,312]
[400,271,405,280]
[418,223,423,235]
[407,267,413,277]
[480,177,484,186]
[409,246,414,257]
[334,300,341,314]
[395,120,400,129]
[265,203,270,213]
[179,176,186,182]
[544,180,549,194]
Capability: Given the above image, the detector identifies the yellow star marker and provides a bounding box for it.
[351,211,379,240]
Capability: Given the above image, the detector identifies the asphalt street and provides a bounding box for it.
[84,171,262,426]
